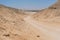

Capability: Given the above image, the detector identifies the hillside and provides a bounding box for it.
[0,4,42,40]
[0,4,25,14]
[32,0,60,23]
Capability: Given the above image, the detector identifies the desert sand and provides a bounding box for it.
[0,0,60,40]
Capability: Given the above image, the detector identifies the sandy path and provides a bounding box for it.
[24,16,60,40]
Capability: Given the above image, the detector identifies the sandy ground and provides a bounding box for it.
[24,16,60,40]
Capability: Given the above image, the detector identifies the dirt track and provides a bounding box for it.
[24,16,60,40]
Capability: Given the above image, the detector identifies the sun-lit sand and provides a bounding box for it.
[0,0,60,40]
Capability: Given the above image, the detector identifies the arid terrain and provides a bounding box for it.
[0,0,60,40]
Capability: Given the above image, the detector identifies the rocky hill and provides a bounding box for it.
[0,4,42,40]
[32,0,60,23]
